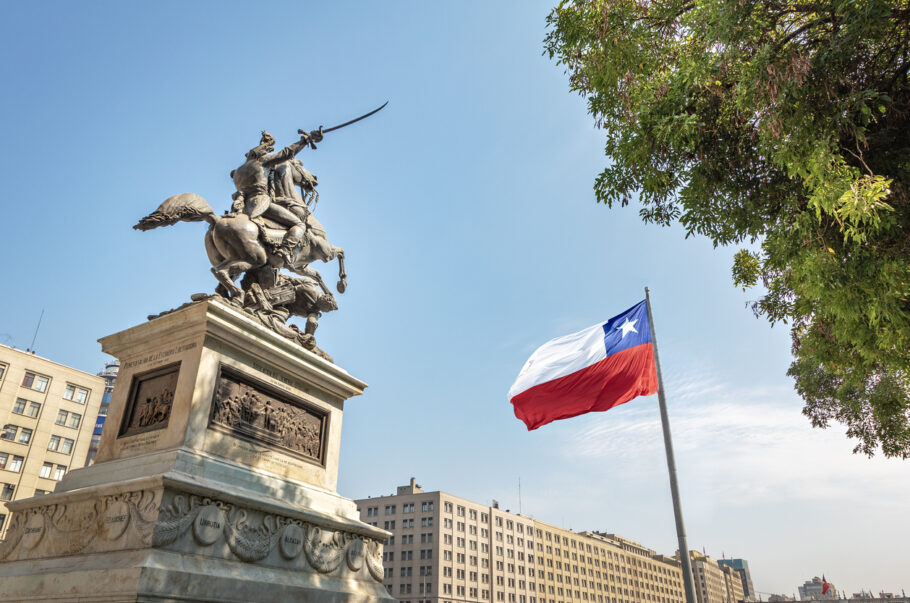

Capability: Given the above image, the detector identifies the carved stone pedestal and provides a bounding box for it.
[0,298,392,602]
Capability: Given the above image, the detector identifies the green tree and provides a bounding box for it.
[545,0,910,456]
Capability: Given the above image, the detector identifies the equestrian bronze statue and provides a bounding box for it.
[134,103,386,360]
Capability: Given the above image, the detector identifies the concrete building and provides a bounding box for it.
[0,345,104,537]
[720,564,745,603]
[718,559,755,602]
[355,478,686,603]
[689,551,731,603]
[799,577,836,601]
[85,360,119,465]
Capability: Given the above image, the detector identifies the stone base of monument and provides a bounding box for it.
[0,298,392,602]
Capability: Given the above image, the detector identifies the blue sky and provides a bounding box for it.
[1,1,907,595]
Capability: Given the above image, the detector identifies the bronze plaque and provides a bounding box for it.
[209,366,327,465]
[119,363,179,438]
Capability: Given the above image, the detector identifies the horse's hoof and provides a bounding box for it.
[336,279,347,294]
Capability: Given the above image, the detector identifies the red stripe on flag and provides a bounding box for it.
[510,343,658,430]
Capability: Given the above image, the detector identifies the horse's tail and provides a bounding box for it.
[134,193,215,231]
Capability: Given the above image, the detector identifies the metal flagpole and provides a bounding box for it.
[645,287,698,603]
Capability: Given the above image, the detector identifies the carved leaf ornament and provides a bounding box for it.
[0,491,159,560]
[153,494,381,578]
[0,490,382,582]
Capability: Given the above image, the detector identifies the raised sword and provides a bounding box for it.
[299,101,388,149]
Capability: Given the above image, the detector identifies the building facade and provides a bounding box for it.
[717,559,754,602]
[720,565,745,603]
[355,478,686,603]
[0,345,104,537]
[799,578,836,601]
[689,552,731,603]
[85,360,119,465]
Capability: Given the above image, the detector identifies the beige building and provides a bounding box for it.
[355,478,686,603]
[0,345,104,537]
[721,564,745,603]
[690,551,731,603]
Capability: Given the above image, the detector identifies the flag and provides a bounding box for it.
[822,576,830,595]
[509,300,658,430]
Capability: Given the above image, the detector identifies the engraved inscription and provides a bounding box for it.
[101,500,130,540]
[280,523,304,559]
[120,432,161,453]
[193,505,224,546]
[120,363,180,438]
[210,368,326,465]
[122,342,197,370]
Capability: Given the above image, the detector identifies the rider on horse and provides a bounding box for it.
[230,130,323,262]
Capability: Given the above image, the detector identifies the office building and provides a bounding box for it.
[355,478,686,603]
[799,577,836,601]
[718,559,754,602]
[85,360,119,465]
[689,551,731,603]
[0,345,104,537]
[721,564,745,603]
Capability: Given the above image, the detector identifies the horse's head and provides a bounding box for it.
[290,159,318,193]
[316,293,338,312]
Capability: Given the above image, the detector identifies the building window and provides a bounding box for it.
[0,483,14,501]
[48,436,61,451]
[53,465,67,481]
[18,428,32,444]
[63,385,89,404]
[1,425,17,441]
[40,462,54,478]
[0,453,6,469]
[27,401,41,417]
[61,437,76,455]
[68,413,82,429]
[21,372,49,392]
[56,411,68,426]
[12,399,27,415]
[35,489,50,496]
[0,364,6,380]
[8,456,24,472]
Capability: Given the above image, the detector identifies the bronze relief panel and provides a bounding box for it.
[209,366,327,466]
[118,363,180,438]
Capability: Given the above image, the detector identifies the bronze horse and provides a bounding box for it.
[269,159,347,292]
[133,191,346,300]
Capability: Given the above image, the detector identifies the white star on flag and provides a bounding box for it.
[617,317,638,338]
